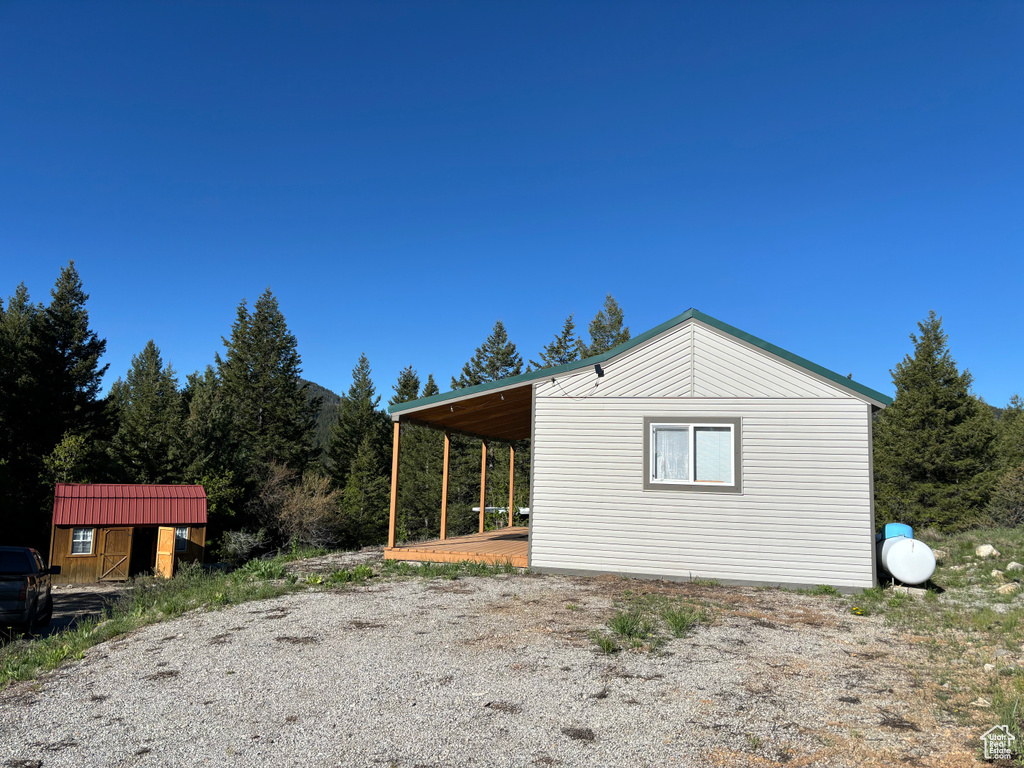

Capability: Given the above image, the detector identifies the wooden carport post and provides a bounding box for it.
[478,439,488,534]
[440,430,450,540]
[387,421,401,549]
[508,444,515,528]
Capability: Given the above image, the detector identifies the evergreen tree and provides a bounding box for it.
[215,290,318,509]
[580,293,630,358]
[35,262,110,445]
[327,354,389,489]
[873,311,997,531]
[338,435,391,548]
[389,366,421,407]
[108,340,184,483]
[421,374,440,398]
[996,395,1024,470]
[1,265,110,552]
[0,285,42,490]
[530,314,581,370]
[452,320,523,388]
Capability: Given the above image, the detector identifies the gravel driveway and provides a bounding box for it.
[0,574,978,767]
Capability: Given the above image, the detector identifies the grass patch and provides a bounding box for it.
[591,631,621,654]
[0,560,304,688]
[844,525,1024,754]
[662,605,710,637]
[380,558,521,579]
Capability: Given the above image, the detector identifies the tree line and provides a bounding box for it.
[3,265,1021,562]
[0,264,631,559]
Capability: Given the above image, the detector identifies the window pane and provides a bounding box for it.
[695,427,731,483]
[175,527,188,552]
[654,427,689,481]
[71,528,93,554]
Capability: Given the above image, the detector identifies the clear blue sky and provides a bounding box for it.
[2,2,1022,406]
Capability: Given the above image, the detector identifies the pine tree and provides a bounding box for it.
[422,374,440,398]
[530,314,581,370]
[389,366,421,407]
[873,311,997,531]
[35,263,109,445]
[452,320,523,388]
[215,290,318,499]
[108,340,184,483]
[0,285,41,483]
[338,435,391,548]
[1,265,110,552]
[996,395,1024,470]
[580,294,630,358]
[327,354,389,488]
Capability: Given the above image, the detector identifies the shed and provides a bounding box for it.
[384,309,892,591]
[49,484,207,583]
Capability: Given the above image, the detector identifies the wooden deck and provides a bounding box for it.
[384,527,529,568]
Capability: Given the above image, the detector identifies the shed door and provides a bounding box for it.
[155,526,175,579]
[99,528,132,581]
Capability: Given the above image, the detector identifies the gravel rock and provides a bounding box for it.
[993,570,1006,580]
[0,574,972,767]
[976,545,1001,558]
[1008,562,1024,572]
[997,583,1019,595]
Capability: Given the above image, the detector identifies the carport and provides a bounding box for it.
[384,379,533,568]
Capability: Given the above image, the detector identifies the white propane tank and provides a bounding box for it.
[876,532,936,585]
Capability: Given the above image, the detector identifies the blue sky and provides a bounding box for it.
[2,2,1022,405]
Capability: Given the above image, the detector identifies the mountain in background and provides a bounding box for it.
[302,379,341,457]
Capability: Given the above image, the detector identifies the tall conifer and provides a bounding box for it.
[873,311,997,531]
[108,340,184,483]
[452,320,523,389]
[327,354,389,488]
[580,294,629,358]
[530,314,581,370]
[215,289,318,496]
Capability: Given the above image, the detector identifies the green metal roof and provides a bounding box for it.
[388,308,893,415]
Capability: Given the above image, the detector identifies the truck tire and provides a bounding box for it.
[37,594,53,628]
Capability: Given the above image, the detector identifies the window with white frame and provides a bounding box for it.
[643,417,741,493]
[71,527,94,555]
[174,526,189,553]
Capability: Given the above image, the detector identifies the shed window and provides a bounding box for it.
[71,527,94,555]
[174,527,189,553]
[643,417,742,493]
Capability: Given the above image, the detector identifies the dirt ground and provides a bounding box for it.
[43,582,127,636]
[0,567,989,767]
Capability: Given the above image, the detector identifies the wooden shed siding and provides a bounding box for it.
[50,524,206,583]
[529,397,874,588]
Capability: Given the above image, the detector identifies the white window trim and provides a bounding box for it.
[649,422,735,486]
[71,527,95,556]
[174,527,189,553]
[642,416,742,494]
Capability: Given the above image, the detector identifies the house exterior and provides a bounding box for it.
[385,309,891,591]
[49,484,207,584]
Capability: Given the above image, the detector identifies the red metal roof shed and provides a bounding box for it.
[52,484,208,527]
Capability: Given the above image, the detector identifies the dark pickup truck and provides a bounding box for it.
[0,547,60,634]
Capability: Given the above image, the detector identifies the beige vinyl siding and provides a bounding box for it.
[552,323,693,398]
[552,320,852,401]
[692,323,848,399]
[529,397,875,588]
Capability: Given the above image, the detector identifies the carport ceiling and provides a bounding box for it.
[396,384,532,441]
